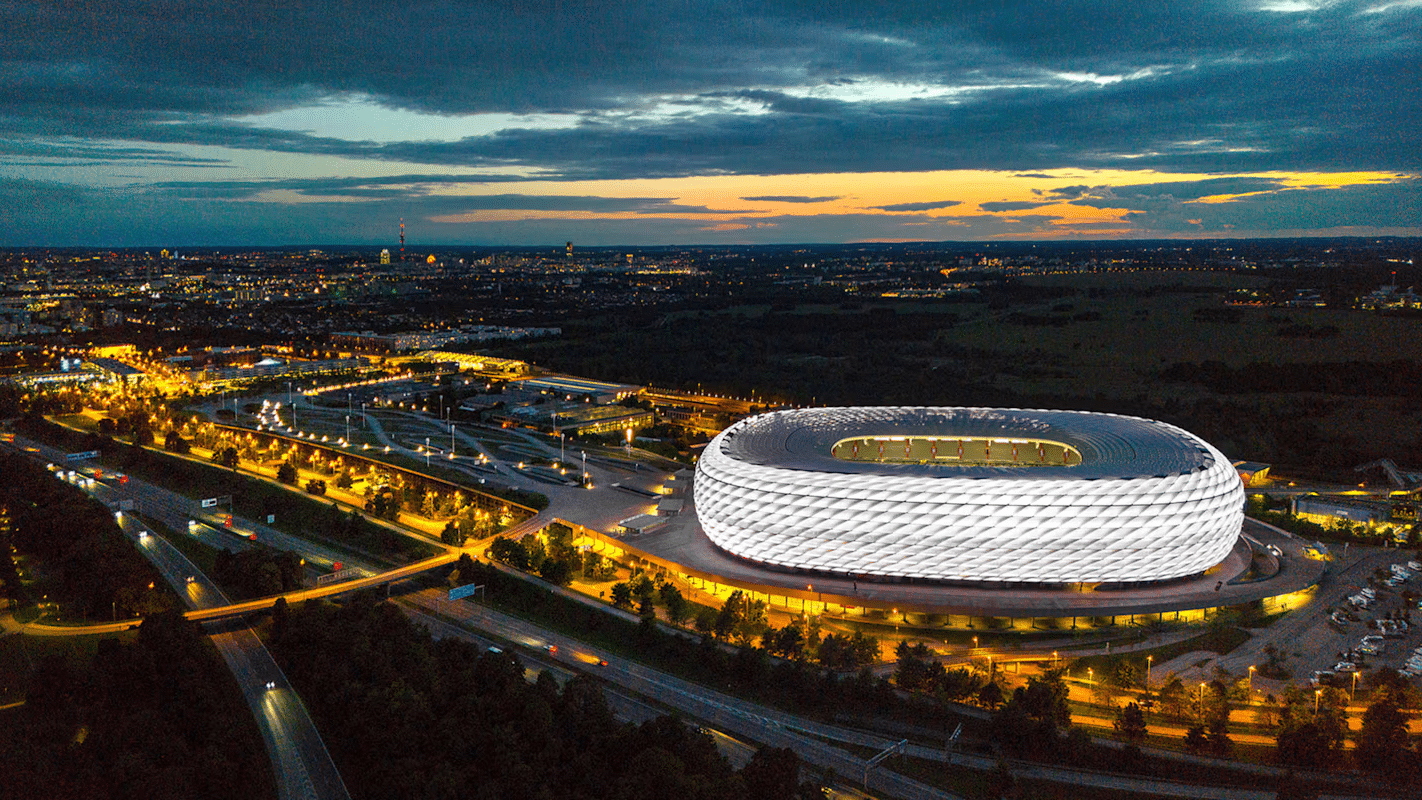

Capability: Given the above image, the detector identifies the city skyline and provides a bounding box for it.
[2,1,1419,245]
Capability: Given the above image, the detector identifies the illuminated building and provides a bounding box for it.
[695,407,1244,584]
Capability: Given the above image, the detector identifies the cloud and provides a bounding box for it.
[740,195,843,203]
[870,200,963,211]
[978,200,1053,211]
[2,1,1420,241]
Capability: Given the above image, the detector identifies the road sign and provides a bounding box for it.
[449,583,484,601]
[266,514,275,524]
[66,450,100,461]
[317,567,363,585]
[200,498,218,508]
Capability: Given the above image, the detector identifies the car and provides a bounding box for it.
[598,658,609,667]
[185,575,195,583]
[1311,670,1336,686]
[1361,587,1377,598]
[1409,561,1422,571]
[1363,634,1385,643]
[137,530,148,540]
[486,646,503,655]
[265,681,276,690]
[1335,662,1359,672]
[544,644,558,656]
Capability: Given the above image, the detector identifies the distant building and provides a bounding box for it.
[1292,495,1394,530]
[83,357,146,386]
[518,375,639,404]
[380,249,391,265]
[1233,461,1271,487]
[491,402,652,436]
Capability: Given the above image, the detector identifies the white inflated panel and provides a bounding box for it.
[694,407,1243,583]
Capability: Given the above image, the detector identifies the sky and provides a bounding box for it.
[1,0,1419,246]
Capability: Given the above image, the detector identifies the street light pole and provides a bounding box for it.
[425,436,430,468]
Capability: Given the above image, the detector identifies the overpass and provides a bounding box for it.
[182,551,460,622]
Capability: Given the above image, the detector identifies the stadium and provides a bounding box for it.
[693,406,1245,586]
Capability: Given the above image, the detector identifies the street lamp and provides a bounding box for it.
[425,436,430,467]
[1248,665,1255,698]
[1314,689,1322,714]
[1199,683,1206,718]
[1146,655,1153,693]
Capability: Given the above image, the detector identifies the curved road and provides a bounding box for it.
[4,438,351,800]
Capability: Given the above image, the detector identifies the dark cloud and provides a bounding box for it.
[870,200,963,211]
[2,1,1419,241]
[740,195,843,203]
[978,200,1052,211]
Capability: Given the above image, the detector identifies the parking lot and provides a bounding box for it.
[1302,557,1420,689]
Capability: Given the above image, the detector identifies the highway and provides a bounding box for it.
[4,438,352,800]
[403,588,1352,800]
[399,589,965,800]
[119,508,351,800]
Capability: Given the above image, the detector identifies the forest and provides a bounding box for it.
[0,447,174,621]
[0,611,274,800]
[267,592,822,800]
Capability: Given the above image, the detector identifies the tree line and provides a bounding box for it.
[0,611,274,800]
[267,592,822,800]
[0,447,174,621]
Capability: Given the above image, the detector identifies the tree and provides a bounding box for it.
[977,680,1004,709]
[1184,723,1208,754]
[1354,690,1410,772]
[1158,675,1187,718]
[441,521,463,547]
[714,590,746,641]
[213,446,239,469]
[367,485,401,521]
[304,479,326,495]
[489,536,530,570]
[539,556,573,587]
[610,581,633,609]
[659,584,689,624]
[740,746,802,800]
[986,758,1015,799]
[1205,713,1233,757]
[1114,701,1148,745]
[693,607,716,635]
[277,460,298,484]
[1021,669,1072,732]
[164,429,190,454]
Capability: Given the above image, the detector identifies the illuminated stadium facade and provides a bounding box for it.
[694,407,1246,585]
